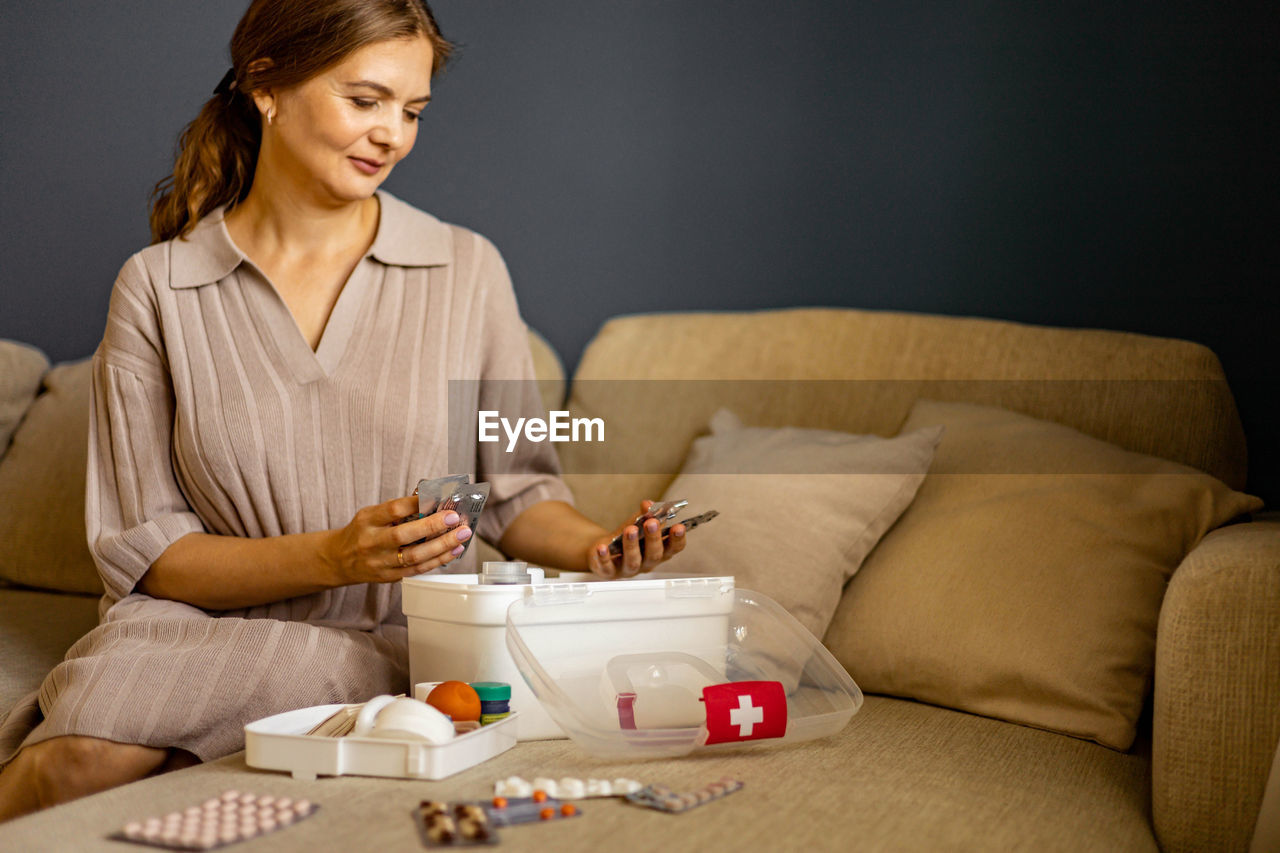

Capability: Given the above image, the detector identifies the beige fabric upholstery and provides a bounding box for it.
[0,590,100,712]
[0,359,100,593]
[825,399,1261,750]
[561,308,1247,528]
[1153,521,1280,852]
[659,409,941,638]
[1252,741,1280,853]
[0,696,1157,851]
[0,340,49,457]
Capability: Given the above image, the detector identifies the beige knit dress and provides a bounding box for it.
[0,191,571,763]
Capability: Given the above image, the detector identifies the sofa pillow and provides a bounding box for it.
[659,409,942,639]
[823,399,1263,750]
[0,340,50,458]
[0,358,102,594]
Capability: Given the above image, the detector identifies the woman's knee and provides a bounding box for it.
[30,736,167,807]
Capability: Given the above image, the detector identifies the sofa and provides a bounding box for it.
[1,307,1277,851]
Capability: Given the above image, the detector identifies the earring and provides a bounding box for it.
[267,107,275,126]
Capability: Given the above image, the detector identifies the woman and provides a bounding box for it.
[0,0,684,820]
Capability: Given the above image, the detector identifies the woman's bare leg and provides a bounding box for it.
[0,736,170,822]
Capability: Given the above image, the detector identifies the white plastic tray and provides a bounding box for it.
[244,705,518,781]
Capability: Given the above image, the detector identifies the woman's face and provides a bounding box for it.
[258,35,435,204]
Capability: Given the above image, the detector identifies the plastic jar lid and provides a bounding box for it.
[480,562,530,584]
[469,682,512,701]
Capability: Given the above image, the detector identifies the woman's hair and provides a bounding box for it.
[149,0,452,243]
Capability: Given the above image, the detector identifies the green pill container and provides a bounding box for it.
[471,681,511,724]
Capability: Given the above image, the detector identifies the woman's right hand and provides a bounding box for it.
[321,495,472,585]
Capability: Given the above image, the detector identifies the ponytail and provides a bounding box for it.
[149,82,260,243]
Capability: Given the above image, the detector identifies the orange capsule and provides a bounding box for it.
[539,807,554,821]
[560,803,577,817]
[491,797,507,810]
[531,790,548,804]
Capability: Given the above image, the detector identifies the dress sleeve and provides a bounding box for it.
[469,236,575,544]
[85,258,204,602]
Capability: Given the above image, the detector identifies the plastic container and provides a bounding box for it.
[401,571,736,741]
[505,584,863,759]
[244,705,518,781]
[479,561,533,584]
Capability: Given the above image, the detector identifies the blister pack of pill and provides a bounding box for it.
[418,800,499,846]
[111,790,316,850]
[484,793,582,827]
[623,777,743,814]
[493,775,642,800]
[414,475,489,558]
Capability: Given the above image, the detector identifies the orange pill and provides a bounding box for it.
[539,807,554,821]
[491,797,507,810]
[560,804,577,817]
[531,790,547,804]
[425,681,481,722]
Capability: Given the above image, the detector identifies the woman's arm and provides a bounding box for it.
[496,500,606,572]
[499,499,686,579]
[139,497,471,610]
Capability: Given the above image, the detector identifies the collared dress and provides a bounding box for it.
[0,191,572,763]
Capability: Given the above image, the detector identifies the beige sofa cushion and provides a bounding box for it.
[659,409,941,638]
[0,340,49,456]
[0,358,102,594]
[0,589,101,713]
[824,400,1262,750]
[561,309,1248,528]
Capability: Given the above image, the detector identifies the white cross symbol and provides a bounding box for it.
[729,694,765,737]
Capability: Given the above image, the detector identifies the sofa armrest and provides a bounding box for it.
[1153,520,1280,852]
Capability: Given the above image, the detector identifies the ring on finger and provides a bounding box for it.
[396,548,407,569]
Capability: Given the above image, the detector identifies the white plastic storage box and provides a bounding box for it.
[244,705,518,781]
[402,572,737,740]
[506,583,863,759]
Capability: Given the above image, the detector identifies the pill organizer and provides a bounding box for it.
[244,706,518,781]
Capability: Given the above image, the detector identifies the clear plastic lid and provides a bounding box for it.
[505,579,862,759]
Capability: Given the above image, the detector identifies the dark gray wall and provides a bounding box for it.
[1,2,1276,501]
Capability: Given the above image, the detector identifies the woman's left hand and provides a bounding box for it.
[586,500,687,579]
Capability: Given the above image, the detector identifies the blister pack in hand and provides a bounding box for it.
[418,477,490,559]
[606,499,718,561]
[415,475,470,515]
